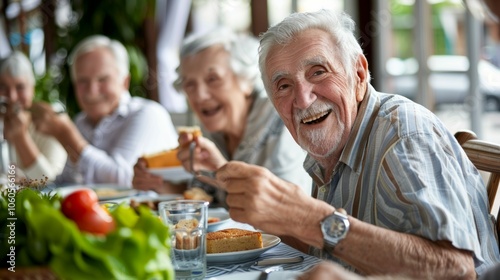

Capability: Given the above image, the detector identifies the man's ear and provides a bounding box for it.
[355,54,368,83]
[355,54,368,102]
[123,74,131,89]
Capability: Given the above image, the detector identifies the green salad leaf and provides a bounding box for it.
[0,188,174,280]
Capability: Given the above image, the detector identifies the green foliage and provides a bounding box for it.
[33,67,61,104]
[0,188,62,267]
[389,0,465,58]
[36,0,156,117]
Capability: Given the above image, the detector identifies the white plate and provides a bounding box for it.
[131,194,184,214]
[207,234,281,265]
[53,184,138,201]
[207,271,301,280]
[207,209,231,232]
[131,194,183,203]
[148,166,193,183]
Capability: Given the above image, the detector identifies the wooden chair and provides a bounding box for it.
[454,130,500,245]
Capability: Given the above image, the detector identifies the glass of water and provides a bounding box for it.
[158,200,208,280]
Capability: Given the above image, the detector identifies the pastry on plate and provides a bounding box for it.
[177,125,202,138]
[183,187,213,203]
[206,228,263,253]
[143,148,182,168]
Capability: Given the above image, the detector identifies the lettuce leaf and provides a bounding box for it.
[1,188,174,280]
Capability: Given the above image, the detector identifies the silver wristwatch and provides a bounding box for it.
[320,211,350,253]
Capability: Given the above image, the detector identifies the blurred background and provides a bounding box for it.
[1,0,499,143]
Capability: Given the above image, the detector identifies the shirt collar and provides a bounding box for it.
[114,90,132,117]
[304,85,380,183]
[340,85,380,173]
[80,90,132,125]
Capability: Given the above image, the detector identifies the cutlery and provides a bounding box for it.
[254,256,304,266]
[258,265,283,280]
[189,141,196,174]
[195,169,217,179]
[236,256,304,270]
[189,141,217,179]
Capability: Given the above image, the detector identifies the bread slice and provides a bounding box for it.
[177,126,202,138]
[175,218,199,230]
[143,148,181,168]
[144,126,202,169]
[206,228,263,254]
[174,218,200,250]
[183,187,213,203]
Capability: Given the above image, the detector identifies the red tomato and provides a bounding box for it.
[61,188,115,235]
[72,205,116,235]
[61,188,98,219]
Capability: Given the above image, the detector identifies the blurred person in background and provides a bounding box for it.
[0,51,67,182]
[35,35,178,187]
[133,28,311,206]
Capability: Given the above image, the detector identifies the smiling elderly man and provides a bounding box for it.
[34,35,178,186]
[214,9,500,280]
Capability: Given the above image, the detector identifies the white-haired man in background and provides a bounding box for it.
[35,35,178,187]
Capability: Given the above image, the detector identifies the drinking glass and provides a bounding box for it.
[158,200,208,280]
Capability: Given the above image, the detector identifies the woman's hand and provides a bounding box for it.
[177,133,227,174]
[132,158,188,194]
[30,102,70,138]
[132,158,164,192]
[3,103,30,141]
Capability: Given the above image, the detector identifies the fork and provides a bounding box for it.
[189,141,196,175]
[189,141,217,179]
[258,265,283,280]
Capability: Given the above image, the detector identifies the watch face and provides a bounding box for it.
[325,217,347,238]
[321,212,349,245]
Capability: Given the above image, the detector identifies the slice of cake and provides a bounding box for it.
[143,148,181,168]
[143,126,202,168]
[177,126,202,138]
[206,228,263,254]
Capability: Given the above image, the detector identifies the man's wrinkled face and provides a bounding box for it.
[73,47,128,125]
[264,29,367,159]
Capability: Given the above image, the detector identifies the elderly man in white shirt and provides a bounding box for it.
[34,35,178,187]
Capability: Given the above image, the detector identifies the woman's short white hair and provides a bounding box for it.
[173,27,263,96]
[68,35,129,81]
[259,9,371,93]
[0,51,35,85]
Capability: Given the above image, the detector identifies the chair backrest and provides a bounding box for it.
[454,130,500,244]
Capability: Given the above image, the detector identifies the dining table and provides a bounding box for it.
[109,190,322,279]
[202,212,322,279]
[47,185,323,279]
[205,242,321,279]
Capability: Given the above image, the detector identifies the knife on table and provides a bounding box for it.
[254,256,304,266]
